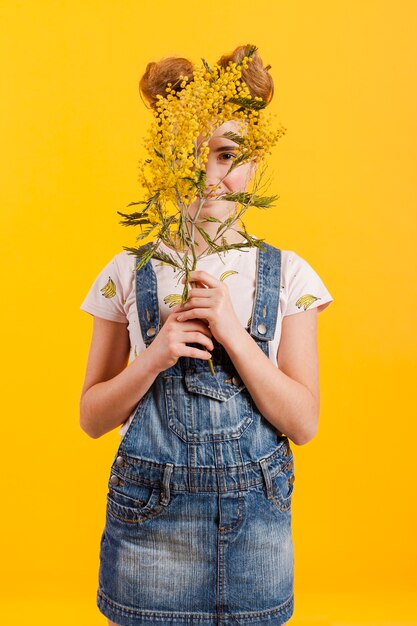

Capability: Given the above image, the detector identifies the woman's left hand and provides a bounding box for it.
[172,270,241,348]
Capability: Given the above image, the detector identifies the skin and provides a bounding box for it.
[80,120,320,445]
[167,119,257,255]
[82,120,313,626]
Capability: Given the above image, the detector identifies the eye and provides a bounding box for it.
[218,152,236,161]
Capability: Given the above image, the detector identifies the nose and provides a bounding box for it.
[204,163,223,195]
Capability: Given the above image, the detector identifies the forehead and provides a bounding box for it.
[209,120,240,141]
[196,120,241,147]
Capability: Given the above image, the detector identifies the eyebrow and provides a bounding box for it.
[211,145,239,153]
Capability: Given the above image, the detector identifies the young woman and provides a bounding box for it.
[79,44,333,626]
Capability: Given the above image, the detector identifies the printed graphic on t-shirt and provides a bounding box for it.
[100,276,117,299]
[295,294,321,311]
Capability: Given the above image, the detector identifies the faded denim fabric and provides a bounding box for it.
[97,241,295,626]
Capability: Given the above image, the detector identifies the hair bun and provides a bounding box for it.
[139,57,195,110]
[216,44,274,105]
[138,44,274,110]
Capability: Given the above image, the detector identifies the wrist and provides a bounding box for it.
[220,322,250,356]
[134,342,163,378]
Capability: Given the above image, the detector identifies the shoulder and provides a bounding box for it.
[279,249,334,316]
[259,245,311,275]
[79,250,136,323]
[280,248,308,272]
[108,250,138,285]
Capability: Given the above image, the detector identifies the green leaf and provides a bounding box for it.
[125,200,148,208]
[236,231,267,250]
[158,214,179,242]
[201,58,212,74]
[181,168,206,194]
[201,216,222,223]
[224,151,253,174]
[154,147,165,160]
[218,191,279,208]
[148,248,183,270]
[228,96,266,111]
[118,192,162,226]
[122,243,159,271]
[135,225,156,242]
[237,46,258,65]
[194,168,207,194]
[220,131,246,145]
[195,225,222,253]
[215,214,235,236]
[117,214,153,227]
[146,192,161,209]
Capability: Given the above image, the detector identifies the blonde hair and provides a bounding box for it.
[139,44,274,110]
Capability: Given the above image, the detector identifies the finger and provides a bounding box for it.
[187,287,216,297]
[176,317,212,334]
[176,309,212,323]
[179,297,212,310]
[181,331,214,351]
[181,270,220,288]
[183,346,213,360]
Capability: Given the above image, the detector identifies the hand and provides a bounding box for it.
[147,308,214,372]
[173,270,241,347]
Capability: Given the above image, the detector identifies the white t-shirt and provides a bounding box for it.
[80,239,334,436]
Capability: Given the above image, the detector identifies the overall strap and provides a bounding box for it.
[249,242,281,341]
[135,241,160,346]
[134,240,281,345]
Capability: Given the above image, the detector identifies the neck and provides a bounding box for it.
[168,226,247,256]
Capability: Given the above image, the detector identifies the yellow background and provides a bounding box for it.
[1,1,416,624]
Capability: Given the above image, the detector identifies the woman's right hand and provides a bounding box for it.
[146,309,214,373]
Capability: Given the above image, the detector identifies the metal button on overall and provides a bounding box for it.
[146,326,156,337]
[257,322,267,334]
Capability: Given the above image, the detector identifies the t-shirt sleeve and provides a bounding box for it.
[282,250,334,317]
[79,254,128,323]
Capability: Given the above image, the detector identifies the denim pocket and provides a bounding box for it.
[163,372,253,443]
[106,482,164,523]
[268,457,295,512]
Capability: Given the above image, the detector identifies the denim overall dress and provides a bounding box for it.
[97,241,296,626]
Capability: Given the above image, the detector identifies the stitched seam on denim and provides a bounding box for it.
[114,465,288,486]
[217,521,225,616]
[135,242,160,346]
[98,589,219,618]
[118,438,287,469]
[115,459,290,491]
[97,588,293,619]
[270,493,292,511]
[107,504,164,524]
[116,391,152,450]
[218,495,245,533]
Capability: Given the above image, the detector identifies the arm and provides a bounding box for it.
[79,311,215,439]
[222,308,320,446]
[173,269,321,446]
[79,317,160,439]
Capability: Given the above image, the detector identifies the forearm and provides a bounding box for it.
[223,326,318,445]
[80,347,160,439]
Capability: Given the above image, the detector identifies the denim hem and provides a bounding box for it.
[97,587,294,625]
